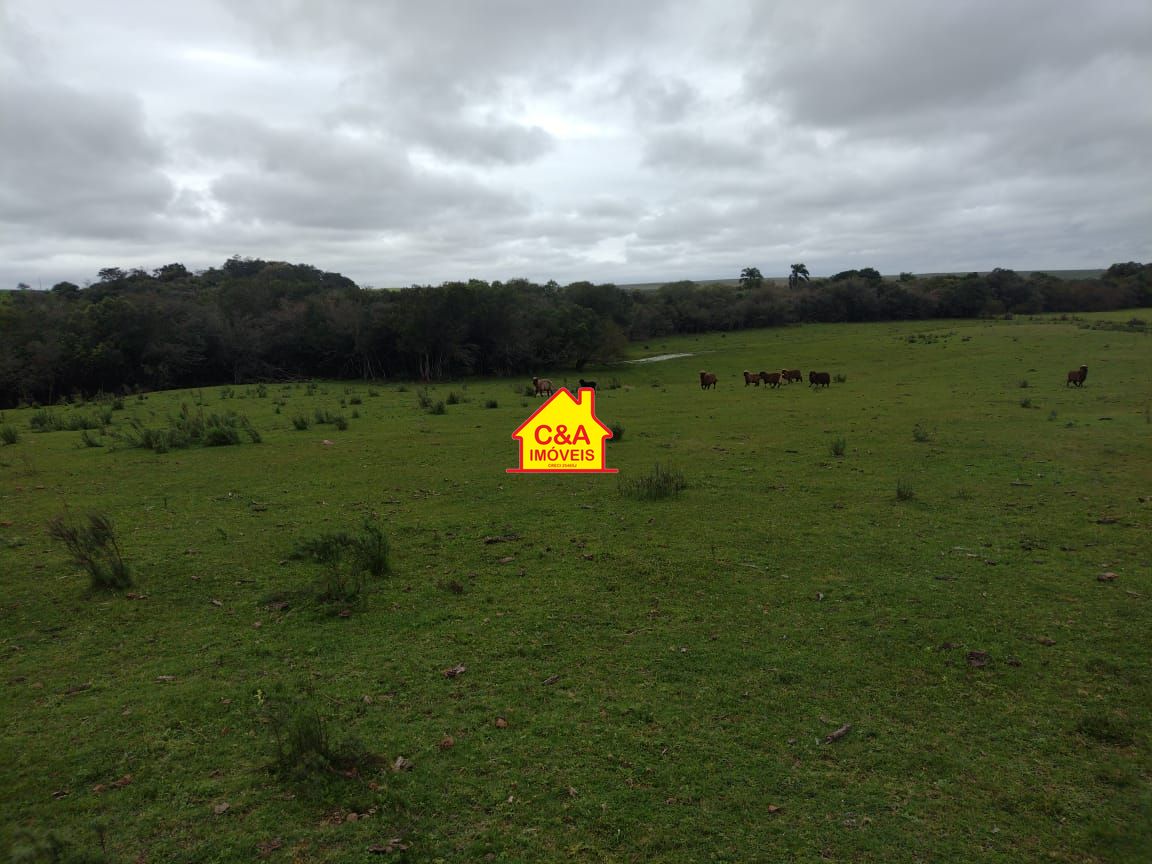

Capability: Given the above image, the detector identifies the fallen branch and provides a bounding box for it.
[823,723,852,744]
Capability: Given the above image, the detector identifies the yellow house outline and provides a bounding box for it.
[507,387,617,474]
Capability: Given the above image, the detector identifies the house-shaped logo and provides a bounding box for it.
[508,387,617,474]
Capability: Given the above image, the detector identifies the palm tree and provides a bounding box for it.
[788,263,810,290]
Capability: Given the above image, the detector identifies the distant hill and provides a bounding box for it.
[616,269,1106,291]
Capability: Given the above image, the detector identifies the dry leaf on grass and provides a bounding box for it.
[213,802,230,815]
[256,838,283,858]
[1098,572,1118,582]
[442,664,466,679]
[391,756,414,772]
[438,735,455,750]
[768,804,783,814]
[495,717,509,729]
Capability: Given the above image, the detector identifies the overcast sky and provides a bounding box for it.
[2,0,1149,289]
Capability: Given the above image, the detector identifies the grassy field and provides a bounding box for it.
[1,311,1150,863]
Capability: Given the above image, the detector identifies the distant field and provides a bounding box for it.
[1,311,1149,862]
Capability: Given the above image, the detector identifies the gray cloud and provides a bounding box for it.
[0,0,1149,290]
[0,78,174,238]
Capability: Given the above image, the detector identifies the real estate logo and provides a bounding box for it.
[508,387,617,474]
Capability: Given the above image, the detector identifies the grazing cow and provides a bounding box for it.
[782,369,803,384]
[759,371,783,388]
[699,371,718,390]
[809,371,831,388]
[1065,365,1088,387]
[743,370,761,387]
[532,376,554,396]
[578,378,597,391]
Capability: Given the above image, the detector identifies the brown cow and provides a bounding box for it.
[759,371,782,388]
[532,376,554,396]
[782,369,803,383]
[1065,365,1088,387]
[809,371,831,388]
[743,370,760,387]
[699,371,718,390]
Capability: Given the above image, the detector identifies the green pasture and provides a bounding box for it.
[1,312,1150,862]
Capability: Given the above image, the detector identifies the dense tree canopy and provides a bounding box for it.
[1,259,1148,406]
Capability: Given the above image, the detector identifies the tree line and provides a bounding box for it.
[1,257,1148,406]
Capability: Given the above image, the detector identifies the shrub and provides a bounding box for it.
[332,415,348,431]
[292,415,310,430]
[292,519,392,580]
[349,396,362,405]
[830,436,846,457]
[78,430,102,448]
[895,478,916,501]
[619,463,687,500]
[833,373,847,384]
[446,391,461,405]
[368,389,380,397]
[1018,379,1030,389]
[264,683,371,780]
[417,389,433,409]
[428,401,446,415]
[912,424,932,443]
[1,425,18,446]
[484,399,499,409]
[1020,397,1033,409]
[110,396,125,410]
[47,513,133,591]
[609,423,624,442]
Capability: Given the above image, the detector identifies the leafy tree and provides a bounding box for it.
[788,263,810,289]
[739,267,763,290]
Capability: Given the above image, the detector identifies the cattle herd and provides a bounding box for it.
[529,363,1089,396]
[709,369,829,390]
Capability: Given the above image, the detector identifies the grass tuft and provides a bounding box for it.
[619,463,687,500]
[47,512,133,591]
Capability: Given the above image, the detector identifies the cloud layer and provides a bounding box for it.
[2,0,1149,288]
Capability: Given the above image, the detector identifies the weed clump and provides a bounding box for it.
[428,401,447,415]
[1,425,18,445]
[114,406,260,452]
[830,436,846,457]
[609,423,624,442]
[446,391,461,405]
[912,424,932,443]
[291,519,392,607]
[833,373,847,384]
[417,389,433,409]
[1020,397,1033,409]
[484,399,499,409]
[895,478,916,501]
[47,512,132,591]
[292,415,310,430]
[620,463,687,500]
[263,683,375,781]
